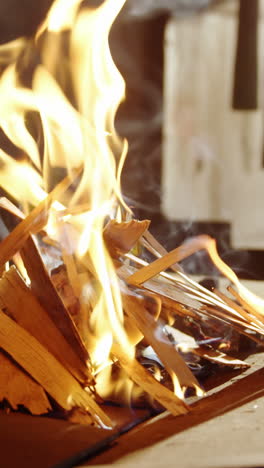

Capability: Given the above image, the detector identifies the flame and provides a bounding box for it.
[0,0,135,395]
[0,0,262,412]
[1,0,262,412]
[171,235,264,322]
[200,236,264,318]
[0,150,44,210]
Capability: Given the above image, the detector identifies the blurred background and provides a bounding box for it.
[0,0,263,278]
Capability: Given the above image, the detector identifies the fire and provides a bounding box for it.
[0,0,135,396]
[0,0,262,421]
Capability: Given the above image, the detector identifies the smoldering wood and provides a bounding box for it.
[201,305,264,347]
[163,326,249,368]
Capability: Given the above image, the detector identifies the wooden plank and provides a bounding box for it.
[162,13,264,250]
[20,237,90,371]
[0,406,150,468]
[0,350,51,415]
[0,266,91,384]
[0,309,112,428]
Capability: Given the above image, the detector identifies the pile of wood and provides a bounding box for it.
[0,174,263,428]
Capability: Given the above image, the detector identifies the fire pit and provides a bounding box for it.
[0,1,263,467]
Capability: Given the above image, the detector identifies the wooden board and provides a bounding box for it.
[0,407,150,468]
[162,11,264,250]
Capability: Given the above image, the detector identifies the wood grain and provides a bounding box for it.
[0,350,51,414]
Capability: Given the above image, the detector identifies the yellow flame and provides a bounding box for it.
[202,236,264,318]
[1,1,261,407]
[175,236,264,320]
[0,150,44,209]
[0,0,133,380]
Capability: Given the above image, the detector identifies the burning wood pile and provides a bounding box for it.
[0,0,263,430]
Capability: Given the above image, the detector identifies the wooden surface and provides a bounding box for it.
[0,407,150,468]
[162,9,264,250]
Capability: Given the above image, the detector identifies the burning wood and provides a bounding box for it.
[0,0,263,433]
[0,192,263,426]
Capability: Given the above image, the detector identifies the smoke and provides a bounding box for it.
[125,0,213,19]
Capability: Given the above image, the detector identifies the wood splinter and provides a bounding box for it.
[0,309,112,428]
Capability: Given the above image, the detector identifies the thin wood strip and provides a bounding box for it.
[61,249,88,339]
[0,266,91,384]
[62,251,81,298]
[122,291,202,394]
[126,250,262,325]
[0,197,25,219]
[0,198,90,368]
[202,304,261,333]
[228,286,264,324]
[142,232,225,305]
[111,344,188,416]
[214,289,264,331]
[125,252,226,310]
[128,236,210,286]
[129,235,246,316]
[193,347,249,368]
[20,236,90,370]
[142,230,182,272]
[0,309,112,428]
[0,169,81,268]
[202,306,264,346]
[119,261,198,319]
[118,263,202,311]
